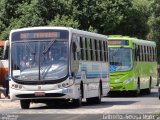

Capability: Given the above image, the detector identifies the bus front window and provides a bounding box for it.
[40,41,68,80]
[11,41,68,82]
[109,48,132,72]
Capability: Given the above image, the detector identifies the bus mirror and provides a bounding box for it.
[72,42,77,53]
[72,41,80,53]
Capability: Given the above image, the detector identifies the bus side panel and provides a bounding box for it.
[77,61,109,99]
[134,61,157,90]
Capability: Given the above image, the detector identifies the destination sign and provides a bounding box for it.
[108,40,129,46]
[11,29,69,41]
[20,32,60,39]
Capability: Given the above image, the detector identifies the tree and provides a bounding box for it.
[148,0,160,62]
[0,0,155,42]
[71,0,135,35]
[49,15,79,28]
[116,0,151,38]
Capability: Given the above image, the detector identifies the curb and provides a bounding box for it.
[0,98,11,102]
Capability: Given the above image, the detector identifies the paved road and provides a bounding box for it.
[0,88,160,120]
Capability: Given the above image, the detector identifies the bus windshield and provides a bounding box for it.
[109,48,132,72]
[11,40,68,82]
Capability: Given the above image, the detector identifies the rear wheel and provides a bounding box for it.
[136,81,141,96]
[20,100,30,109]
[146,78,152,94]
[86,84,101,104]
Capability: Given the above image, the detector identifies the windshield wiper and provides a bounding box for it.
[39,39,56,79]
[42,39,56,54]
[40,65,52,79]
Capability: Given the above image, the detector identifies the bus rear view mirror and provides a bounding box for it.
[72,42,77,53]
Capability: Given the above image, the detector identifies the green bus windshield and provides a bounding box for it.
[109,48,132,72]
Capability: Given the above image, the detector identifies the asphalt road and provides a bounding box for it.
[0,88,160,120]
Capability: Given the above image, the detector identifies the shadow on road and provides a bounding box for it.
[29,89,158,109]
[30,100,138,110]
[107,89,158,98]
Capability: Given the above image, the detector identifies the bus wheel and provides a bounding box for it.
[133,80,140,97]
[146,78,152,94]
[136,81,141,96]
[73,86,82,107]
[86,84,101,104]
[95,84,102,103]
[20,100,30,109]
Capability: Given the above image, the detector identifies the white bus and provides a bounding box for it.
[9,27,110,109]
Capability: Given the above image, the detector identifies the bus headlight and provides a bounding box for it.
[11,84,22,90]
[58,78,75,88]
[124,78,133,84]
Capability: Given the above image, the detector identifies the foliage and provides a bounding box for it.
[117,0,151,38]
[49,15,79,28]
[0,0,159,60]
[148,0,160,62]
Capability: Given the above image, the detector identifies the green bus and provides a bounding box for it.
[108,35,157,96]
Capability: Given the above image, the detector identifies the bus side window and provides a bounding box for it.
[92,39,96,61]
[94,40,98,61]
[80,37,84,60]
[99,40,103,61]
[87,38,91,61]
[103,41,106,62]
[90,39,93,61]
[155,47,157,62]
[106,41,108,62]
[134,44,136,61]
[85,37,88,60]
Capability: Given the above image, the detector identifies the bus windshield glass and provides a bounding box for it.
[11,30,69,83]
[109,48,132,72]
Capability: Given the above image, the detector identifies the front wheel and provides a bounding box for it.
[20,100,30,109]
[72,86,82,107]
[146,78,152,94]
[132,81,140,97]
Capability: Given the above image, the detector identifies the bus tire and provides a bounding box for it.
[86,84,101,104]
[146,77,152,94]
[133,79,140,97]
[20,100,30,109]
[73,84,83,107]
[136,80,141,96]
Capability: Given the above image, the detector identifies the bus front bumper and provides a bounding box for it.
[10,87,78,101]
[110,83,134,91]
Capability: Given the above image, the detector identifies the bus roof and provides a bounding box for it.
[10,26,108,40]
[108,35,156,46]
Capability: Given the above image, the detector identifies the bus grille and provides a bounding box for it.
[16,93,65,98]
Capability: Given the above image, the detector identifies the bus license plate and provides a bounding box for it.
[35,92,45,96]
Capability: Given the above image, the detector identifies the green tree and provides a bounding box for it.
[0,0,155,41]
[116,0,151,38]
[148,0,160,62]
[0,0,70,39]
[49,15,79,28]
